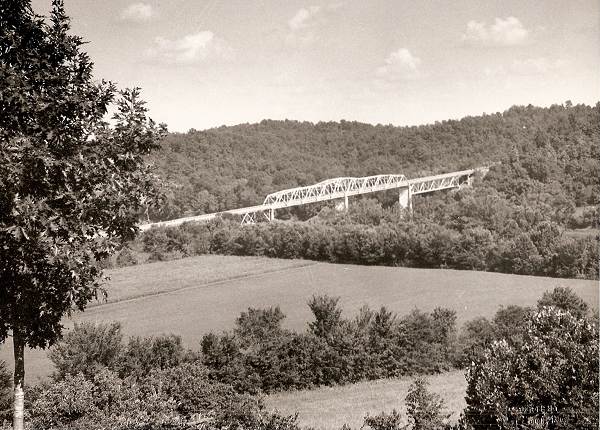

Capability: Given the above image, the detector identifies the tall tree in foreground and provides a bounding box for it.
[0,1,165,428]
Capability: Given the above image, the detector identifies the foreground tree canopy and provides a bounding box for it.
[0,1,165,428]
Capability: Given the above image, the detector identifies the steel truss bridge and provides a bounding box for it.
[139,168,482,231]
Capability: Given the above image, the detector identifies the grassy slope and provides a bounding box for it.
[266,370,467,430]
[96,255,313,304]
[0,255,597,382]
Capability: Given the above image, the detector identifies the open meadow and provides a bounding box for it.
[266,370,467,429]
[0,254,597,382]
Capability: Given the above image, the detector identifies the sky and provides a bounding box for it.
[32,0,600,132]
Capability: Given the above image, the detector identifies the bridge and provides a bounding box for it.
[139,167,483,231]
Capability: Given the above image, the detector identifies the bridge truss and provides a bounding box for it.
[263,174,408,208]
[139,168,481,230]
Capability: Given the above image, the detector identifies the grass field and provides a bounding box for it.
[95,255,313,304]
[265,370,467,429]
[0,255,597,382]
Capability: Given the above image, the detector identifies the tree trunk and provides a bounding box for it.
[12,333,25,430]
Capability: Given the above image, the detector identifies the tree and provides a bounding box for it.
[537,286,589,319]
[234,306,286,348]
[465,306,599,429]
[0,1,165,428]
[307,295,343,339]
[404,377,449,430]
[48,321,123,381]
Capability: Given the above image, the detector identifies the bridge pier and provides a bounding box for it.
[344,194,349,211]
[399,186,412,215]
[269,208,275,221]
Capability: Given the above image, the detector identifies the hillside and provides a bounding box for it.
[149,102,599,221]
[1,255,596,382]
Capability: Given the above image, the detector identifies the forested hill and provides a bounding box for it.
[148,102,599,221]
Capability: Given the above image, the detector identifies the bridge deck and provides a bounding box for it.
[139,167,481,230]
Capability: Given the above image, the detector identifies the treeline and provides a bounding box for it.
[148,102,599,222]
[2,287,597,429]
[201,299,458,393]
[132,197,598,280]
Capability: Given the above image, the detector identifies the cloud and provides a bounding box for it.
[375,48,421,81]
[145,32,233,65]
[120,2,156,22]
[286,4,342,46]
[462,17,529,46]
[288,6,321,30]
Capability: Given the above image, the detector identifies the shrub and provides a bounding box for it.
[202,302,459,393]
[308,295,343,339]
[464,307,599,429]
[115,246,138,267]
[454,317,495,367]
[48,321,123,380]
[234,306,286,347]
[143,362,262,427]
[491,305,531,346]
[405,377,450,430]
[537,286,589,319]
[29,369,185,430]
[29,364,301,430]
[0,361,11,421]
[117,334,190,378]
[363,409,404,430]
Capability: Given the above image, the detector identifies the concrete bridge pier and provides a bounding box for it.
[399,186,413,215]
[269,207,275,221]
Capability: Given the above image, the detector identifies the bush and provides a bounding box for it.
[464,307,599,429]
[117,334,190,378]
[48,321,123,380]
[454,317,495,367]
[201,302,459,393]
[29,369,181,430]
[0,361,10,422]
[234,306,286,347]
[142,363,262,427]
[405,377,450,430]
[115,246,138,267]
[308,295,343,339]
[361,378,449,430]
[29,364,301,430]
[537,286,589,319]
[363,410,404,430]
[49,322,195,382]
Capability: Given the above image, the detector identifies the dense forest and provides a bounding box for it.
[115,102,600,280]
[148,102,599,222]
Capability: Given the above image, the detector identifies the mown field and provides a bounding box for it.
[266,370,467,429]
[0,254,597,382]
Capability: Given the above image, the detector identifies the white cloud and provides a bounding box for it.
[462,17,529,46]
[145,32,233,65]
[375,48,421,80]
[288,6,321,30]
[120,2,155,22]
[286,4,345,46]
